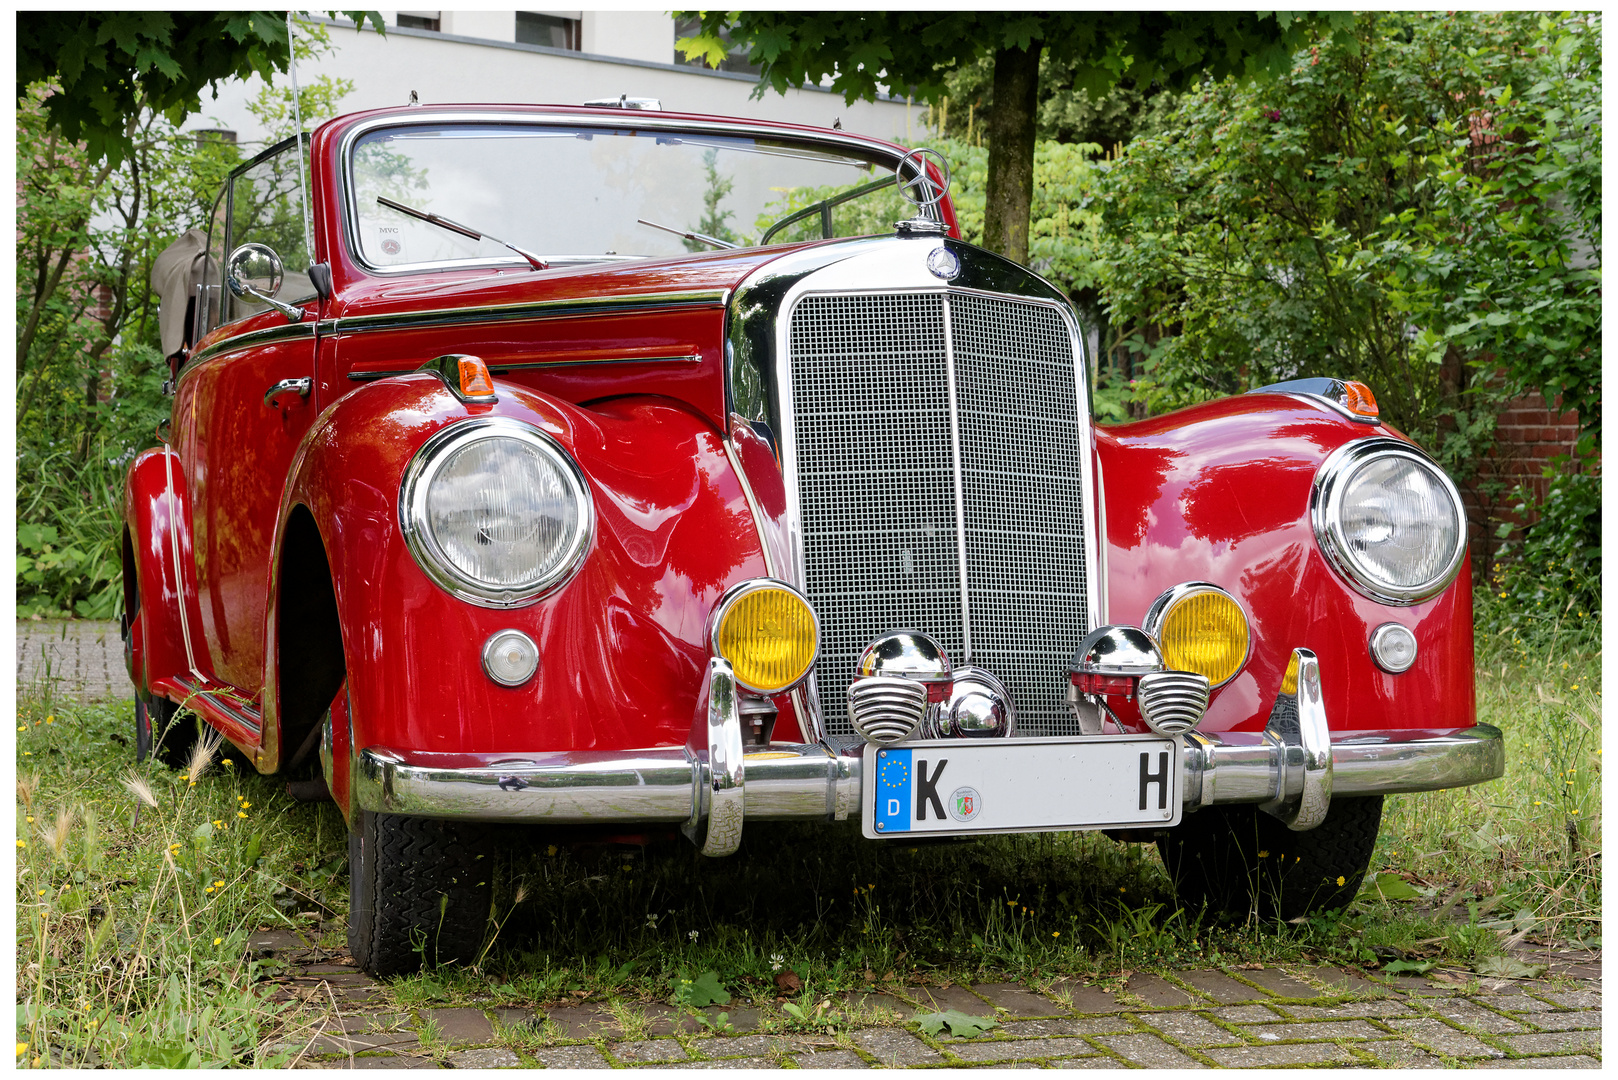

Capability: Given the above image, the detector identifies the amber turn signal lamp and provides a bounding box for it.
[1341,380,1379,421]
[1144,584,1251,688]
[710,580,819,694]
[458,355,496,399]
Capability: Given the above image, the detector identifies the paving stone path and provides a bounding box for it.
[252,925,1599,1068]
[21,620,1602,1069]
[16,619,125,702]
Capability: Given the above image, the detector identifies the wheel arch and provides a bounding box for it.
[263,503,346,774]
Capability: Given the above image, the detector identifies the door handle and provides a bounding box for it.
[264,378,313,410]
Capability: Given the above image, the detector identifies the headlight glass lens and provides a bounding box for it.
[426,437,580,590]
[715,585,818,693]
[1157,589,1249,686]
[1338,455,1460,593]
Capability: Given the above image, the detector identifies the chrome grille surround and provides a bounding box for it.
[763,240,1100,742]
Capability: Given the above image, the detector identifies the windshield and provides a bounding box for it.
[346,122,917,271]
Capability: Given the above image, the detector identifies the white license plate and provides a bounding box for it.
[860,735,1182,838]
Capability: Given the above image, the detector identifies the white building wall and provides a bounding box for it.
[186,16,925,151]
[580,11,673,65]
[438,11,516,41]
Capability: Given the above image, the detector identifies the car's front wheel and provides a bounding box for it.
[347,810,494,976]
[1157,796,1383,921]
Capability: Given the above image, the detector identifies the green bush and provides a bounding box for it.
[1481,449,1602,649]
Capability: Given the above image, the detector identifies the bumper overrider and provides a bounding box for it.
[350,651,1504,854]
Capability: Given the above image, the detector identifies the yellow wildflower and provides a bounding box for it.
[237,811,248,818]
[1336,876,1346,886]
[213,938,223,946]
[15,840,24,849]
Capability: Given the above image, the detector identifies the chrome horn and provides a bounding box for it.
[847,630,951,745]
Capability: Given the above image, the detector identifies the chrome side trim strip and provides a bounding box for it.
[327,290,729,339]
[188,319,318,368]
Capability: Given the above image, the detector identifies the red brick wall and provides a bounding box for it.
[1460,390,1591,571]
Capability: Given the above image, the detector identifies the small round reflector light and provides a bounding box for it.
[710,580,819,694]
[1144,583,1251,688]
[482,629,539,687]
[1369,622,1418,674]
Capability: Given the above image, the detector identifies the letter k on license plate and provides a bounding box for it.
[860,735,1182,838]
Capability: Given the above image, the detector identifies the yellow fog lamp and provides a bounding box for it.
[1143,582,1251,688]
[708,579,819,694]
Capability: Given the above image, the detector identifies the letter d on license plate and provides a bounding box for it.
[861,734,1181,838]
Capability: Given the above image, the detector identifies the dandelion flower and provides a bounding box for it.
[214,879,225,887]
[16,1043,26,1057]
[1336,876,1346,886]
[213,819,223,828]
[16,726,24,733]
[1053,931,1060,938]
[1119,886,1126,893]
[37,889,45,896]
[213,938,223,946]
[238,811,248,818]
[26,816,34,824]
[546,845,558,857]
[15,840,23,849]
[205,886,214,893]
[1257,850,1270,858]
[45,716,52,725]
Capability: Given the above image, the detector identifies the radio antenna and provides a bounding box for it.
[287,12,314,262]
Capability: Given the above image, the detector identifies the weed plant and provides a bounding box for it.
[14,693,350,1067]
[16,610,1600,1052]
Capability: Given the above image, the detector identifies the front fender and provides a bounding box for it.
[122,446,212,698]
[267,374,775,772]
[1099,395,1475,736]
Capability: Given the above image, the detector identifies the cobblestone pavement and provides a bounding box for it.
[255,926,1599,1070]
[22,620,1603,1068]
[16,619,125,702]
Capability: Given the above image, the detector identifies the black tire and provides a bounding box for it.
[1157,796,1383,921]
[348,810,494,977]
[135,697,192,769]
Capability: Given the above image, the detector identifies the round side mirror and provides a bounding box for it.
[225,243,285,300]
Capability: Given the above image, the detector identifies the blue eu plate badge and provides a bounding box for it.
[874,748,913,833]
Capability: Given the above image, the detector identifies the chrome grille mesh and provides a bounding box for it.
[788,290,1090,739]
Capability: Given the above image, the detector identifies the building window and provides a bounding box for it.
[396,12,440,32]
[673,16,762,75]
[516,11,579,50]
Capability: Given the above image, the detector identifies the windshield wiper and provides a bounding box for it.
[376,196,549,270]
[636,218,737,251]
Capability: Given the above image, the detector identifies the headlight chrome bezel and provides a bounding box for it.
[400,417,593,609]
[1311,437,1467,606]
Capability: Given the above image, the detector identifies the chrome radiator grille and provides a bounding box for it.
[788,290,1090,739]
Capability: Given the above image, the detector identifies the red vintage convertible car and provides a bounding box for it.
[124,103,1503,975]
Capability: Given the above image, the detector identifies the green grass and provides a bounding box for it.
[14,611,1600,1063]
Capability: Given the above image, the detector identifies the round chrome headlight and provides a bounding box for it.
[400,418,592,607]
[1311,439,1466,605]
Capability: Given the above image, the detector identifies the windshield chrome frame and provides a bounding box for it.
[337,110,934,277]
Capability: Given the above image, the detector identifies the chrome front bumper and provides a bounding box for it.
[351,658,1504,850]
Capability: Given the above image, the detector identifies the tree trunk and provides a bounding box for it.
[982,40,1042,265]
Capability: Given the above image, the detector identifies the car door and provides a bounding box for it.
[175,136,321,693]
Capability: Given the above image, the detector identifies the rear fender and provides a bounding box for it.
[122,447,212,699]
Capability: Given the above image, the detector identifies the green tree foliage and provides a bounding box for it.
[1091,12,1600,448]
[675,11,1336,265]
[16,18,359,617]
[15,10,383,165]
